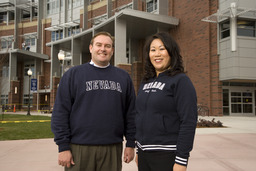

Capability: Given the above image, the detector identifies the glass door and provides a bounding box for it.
[242,92,253,113]
[230,90,254,115]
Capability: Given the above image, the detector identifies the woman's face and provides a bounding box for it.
[149,38,171,76]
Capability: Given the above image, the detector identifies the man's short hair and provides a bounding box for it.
[90,31,115,47]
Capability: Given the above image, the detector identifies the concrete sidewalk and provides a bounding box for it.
[0,116,256,171]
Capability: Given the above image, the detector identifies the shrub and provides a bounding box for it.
[197,118,223,128]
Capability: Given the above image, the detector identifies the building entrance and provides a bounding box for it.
[223,87,256,116]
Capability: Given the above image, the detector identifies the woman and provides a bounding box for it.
[135,32,198,171]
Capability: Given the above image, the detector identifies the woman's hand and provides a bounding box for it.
[173,163,186,171]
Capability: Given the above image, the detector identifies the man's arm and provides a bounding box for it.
[51,70,74,153]
[124,75,136,148]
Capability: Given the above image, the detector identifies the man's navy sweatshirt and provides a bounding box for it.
[51,63,136,152]
[135,72,198,166]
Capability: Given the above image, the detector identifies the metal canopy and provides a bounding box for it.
[45,21,80,31]
[0,1,38,13]
[22,32,37,39]
[10,49,49,62]
[116,9,179,39]
[202,6,256,23]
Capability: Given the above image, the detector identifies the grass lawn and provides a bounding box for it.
[0,114,54,140]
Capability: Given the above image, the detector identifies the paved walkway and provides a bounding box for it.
[0,115,256,171]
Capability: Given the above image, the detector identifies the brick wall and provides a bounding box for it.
[131,61,143,95]
[8,80,20,109]
[170,0,221,115]
[18,20,38,49]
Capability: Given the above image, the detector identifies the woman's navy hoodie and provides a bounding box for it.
[51,63,136,152]
[135,72,197,166]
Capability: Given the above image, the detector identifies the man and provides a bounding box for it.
[51,31,136,171]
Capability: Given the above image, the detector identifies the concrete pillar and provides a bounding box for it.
[50,46,60,89]
[72,38,81,66]
[9,52,17,81]
[107,0,112,18]
[114,18,127,65]
[14,1,21,49]
[158,0,168,15]
[37,0,44,53]
[230,2,237,52]
[133,0,138,10]
[35,58,41,76]
[83,0,89,30]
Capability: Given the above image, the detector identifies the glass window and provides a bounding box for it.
[47,1,51,14]
[223,89,229,115]
[24,37,36,47]
[60,30,63,39]
[223,107,229,115]
[1,95,8,105]
[255,90,256,116]
[146,0,158,13]
[56,31,59,40]
[68,28,71,37]
[231,92,241,96]
[52,1,56,13]
[220,20,230,39]
[147,1,153,12]
[2,66,9,78]
[243,104,252,113]
[223,89,229,106]
[60,0,64,12]
[1,36,13,49]
[23,94,33,106]
[237,20,256,37]
[1,40,7,49]
[51,32,56,41]
[31,38,36,46]
[0,12,7,23]
[231,104,242,113]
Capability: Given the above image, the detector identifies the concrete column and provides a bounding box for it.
[14,1,21,49]
[50,45,60,89]
[83,0,89,30]
[35,58,41,76]
[133,0,138,10]
[72,38,81,66]
[107,0,112,18]
[158,0,168,15]
[64,0,68,37]
[9,52,17,81]
[114,18,127,65]
[230,2,237,52]
[37,0,44,53]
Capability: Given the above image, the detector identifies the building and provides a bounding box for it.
[0,0,256,116]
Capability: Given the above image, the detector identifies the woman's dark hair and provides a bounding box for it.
[142,32,184,82]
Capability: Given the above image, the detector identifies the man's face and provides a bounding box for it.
[89,35,114,67]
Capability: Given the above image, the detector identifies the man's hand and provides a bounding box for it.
[173,163,187,171]
[123,147,135,163]
[58,150,75,168]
